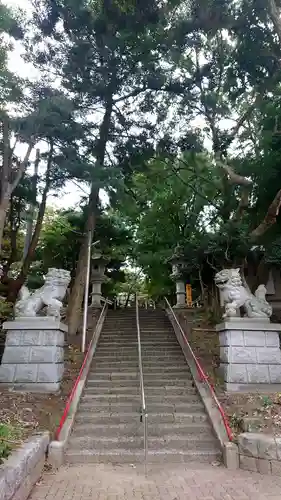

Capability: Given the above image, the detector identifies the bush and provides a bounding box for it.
[0,423,21,463]
[0,297,13,323]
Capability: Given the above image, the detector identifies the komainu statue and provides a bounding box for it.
[15,268,71,319]
[214,268,272,319]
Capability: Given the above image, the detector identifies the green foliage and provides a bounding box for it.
[264,238,281,266]
[0,424,12,462]
[2,0,281,306]
[261,396,273,408]
[0,423,21,463]
[0,297,13,323]
[115,151,220,297]
[0,2,24,106]
[32,207,132,294]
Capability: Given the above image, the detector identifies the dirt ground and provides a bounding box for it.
[220,392,281,437]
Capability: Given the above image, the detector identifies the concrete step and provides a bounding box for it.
[95,347,181,354]
[84,385,198,395]
[78,401,204,413]
[100,328,172,332]
[86,379,195,388]
[68,310,220,467]
[88,371,139,378]
[99,335,176,340]
[94,351,183,358]
[65,448,221,465]
[90,367,190,375]
[97,341,179,347]
[91,356,185,363]
[141,341,179,346]
[103,326,172,330]
[90,366,190,374]
[71,421,213,438]
[98,340,177,346]
[104,315,170,318]
[95,348,180,355]
[143,373,193,381]
[102,323,172,328]
[97,342,138,347]
[86,375,193,385]
[82,393,201,404]
[140,330,175,333]
[90,356,184,363]
[99,329,176,341]
[68,434,218,451]
[75,411,208,425]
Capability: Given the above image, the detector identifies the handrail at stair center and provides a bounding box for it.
[164,297,233,442]
[55,299,109,440]
[135,294,148,471]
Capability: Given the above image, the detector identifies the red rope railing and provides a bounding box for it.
[165,298,233,442]
[55,302,108,440]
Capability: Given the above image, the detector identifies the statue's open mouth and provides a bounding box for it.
[214,277,228,286]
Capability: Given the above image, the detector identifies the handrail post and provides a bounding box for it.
[82,231,92,353]
[81,237,100,353]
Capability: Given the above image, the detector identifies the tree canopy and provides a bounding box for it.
[1,0,281,319]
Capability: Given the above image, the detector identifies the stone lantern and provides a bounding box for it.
[168,246,188,308]
[91,252,108,307]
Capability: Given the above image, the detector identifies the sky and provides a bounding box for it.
[4,0,91,210]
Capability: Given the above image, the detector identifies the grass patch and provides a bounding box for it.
[0,423,22,463]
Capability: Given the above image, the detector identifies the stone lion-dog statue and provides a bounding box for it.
[15,268,71,318]
[214,268,272,319]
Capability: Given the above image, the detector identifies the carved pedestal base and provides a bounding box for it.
[0,318,67,393]
[174,281,187,308]
[91,280,104,308]
[216,319,281,392]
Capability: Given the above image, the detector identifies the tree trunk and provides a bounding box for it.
[2,195,21,278]
[0,115,33,254]
[250,189,281,241]
[0,199,10,253]
[67,190,99,335]
[23,149,40,260]
[7,149,52,302]
[0,116,10,254]
[67,94,114,335]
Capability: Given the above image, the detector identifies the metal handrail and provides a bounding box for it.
[164,297,233,441]
[55,300,108,440]
[135,294,148,471]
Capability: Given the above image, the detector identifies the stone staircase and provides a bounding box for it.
[66,308,221,464]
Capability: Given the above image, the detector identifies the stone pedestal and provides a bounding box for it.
[91,280,103,307]
[266,268,281,321]
[216,319,281,392]
[0,318,67,392]
[91,253,108,308]
[174,281,187,308]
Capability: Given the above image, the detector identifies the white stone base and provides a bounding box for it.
[217,320,281,392]
[224,382,281,393]
[0,318,66,393]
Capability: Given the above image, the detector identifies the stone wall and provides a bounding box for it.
[0,320,66,392]
[0,432,49,500]
[238,432,281,475]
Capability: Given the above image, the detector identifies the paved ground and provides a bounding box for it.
[29,462,281,500]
